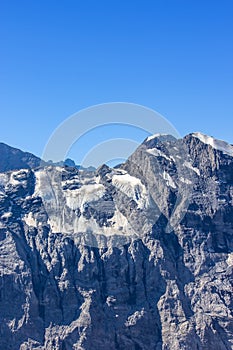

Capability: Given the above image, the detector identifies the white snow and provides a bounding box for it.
[48,217,63,233]
[146,148,171,161]
[60,208,136,237]
[0,173,8,187]
[184,161,200,176]
[62,178,79,186]
[108,208,136,234]
[32,168,137,237]
[112,173,149,208]
[1,212,12,219]
[192,133,233,157]
[146,133,167,141]
[111,168,127,175]
[226,253,233,266]
[163,171,176,189]
[34,170,56,201]
[23,212,37,227]
[9,170,29,186]
[180,177,192,185]
[65,184,105,210]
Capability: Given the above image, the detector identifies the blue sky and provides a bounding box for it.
[0,1,232,164]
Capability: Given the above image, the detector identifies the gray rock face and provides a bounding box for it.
[0,133,232,349]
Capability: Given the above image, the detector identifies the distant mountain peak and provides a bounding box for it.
[0,143,96,173]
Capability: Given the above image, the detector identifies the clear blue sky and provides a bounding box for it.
[0,1,232,163]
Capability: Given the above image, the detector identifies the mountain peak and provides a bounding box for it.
[0,133,233,349]
[143,133,177,146]
[145,133,168,141]
[188,132,233,157]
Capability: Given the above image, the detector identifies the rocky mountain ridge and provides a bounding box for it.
[0,133,232,349]
[0,142,95,173]
[0,142,43,173]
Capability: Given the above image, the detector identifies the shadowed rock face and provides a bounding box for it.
[0,133,232,350]
[0,143,42,172]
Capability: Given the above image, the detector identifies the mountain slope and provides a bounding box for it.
[0,143,95,173]
[0,142,43,172]
[0,133,232,350]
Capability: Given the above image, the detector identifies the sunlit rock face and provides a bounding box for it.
[0,133,233,350]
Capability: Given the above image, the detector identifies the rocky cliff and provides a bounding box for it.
[0,133,232,349]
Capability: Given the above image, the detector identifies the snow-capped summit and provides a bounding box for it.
[191,132,233,157]
[144,133,177,144]
[146,133,168,141]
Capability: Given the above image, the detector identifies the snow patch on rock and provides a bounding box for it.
[146,134,167,141]
[65,184,105,211]
[147,148,171,161]
[112,173,149,208]
[192,133,233,157]
[226,253,233,266]
[163,171,176,189]
[184,161,200,176]
[180,177,192,185]
[23,212,37,227]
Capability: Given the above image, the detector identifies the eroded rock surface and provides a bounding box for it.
[0,133,232,349]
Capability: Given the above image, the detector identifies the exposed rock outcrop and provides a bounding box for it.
[0,133,232,349]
